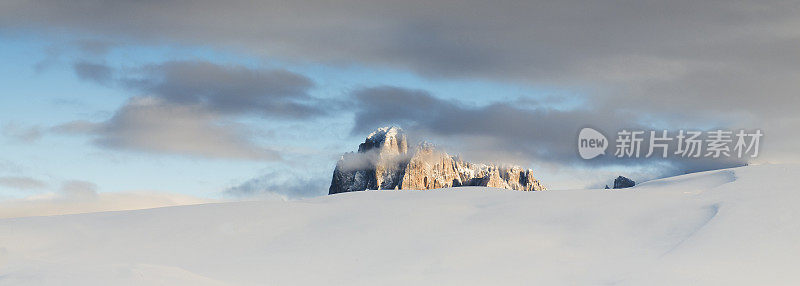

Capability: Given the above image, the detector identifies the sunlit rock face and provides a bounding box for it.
[329,126,546,194]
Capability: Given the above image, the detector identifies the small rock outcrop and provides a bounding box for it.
[329,127,546,194]
[613,176,636,189]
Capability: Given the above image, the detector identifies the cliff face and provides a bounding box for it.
[613,176,636,189]
[329,127,546,194]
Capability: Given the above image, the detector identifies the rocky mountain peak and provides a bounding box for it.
[613,176,636,189]
[329,126,546,194]
[357,126,408,156]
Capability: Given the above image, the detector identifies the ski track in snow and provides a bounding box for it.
[659,203,720,258]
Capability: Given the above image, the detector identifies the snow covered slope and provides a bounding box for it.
[1,164,799,285]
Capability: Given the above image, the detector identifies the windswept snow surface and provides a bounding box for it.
[1,164,799,285]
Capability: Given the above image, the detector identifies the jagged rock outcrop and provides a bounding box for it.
[613,176,636,189]
[329,126,546,194]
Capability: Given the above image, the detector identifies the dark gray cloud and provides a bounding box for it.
[224,171,328,200]
[4,0,797,175]
[72,61,113,84]
[0,176,47,190]
[73,60,323,119]
[54,97,281,161]
[74,39,116,56]
[122,61,321,118]
[57,60,325,161]
[2,122,43,143]
[60,180,98,199]
[3,0,798,84]
[59,59,327,160]
[351,86,746,177]
[5,1,797,156]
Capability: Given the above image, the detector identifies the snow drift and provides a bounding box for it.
[1,164,799,285]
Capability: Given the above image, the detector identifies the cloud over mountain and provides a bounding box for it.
[351,86,747,177]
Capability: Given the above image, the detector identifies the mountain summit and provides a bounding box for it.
[329,126,546,194]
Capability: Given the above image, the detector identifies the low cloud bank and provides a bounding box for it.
[224,171,328,200]
[0,184,211,219]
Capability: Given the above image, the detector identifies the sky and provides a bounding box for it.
[1,0,798,202]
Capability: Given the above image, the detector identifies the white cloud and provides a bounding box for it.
[0,188,211,219]
[2,122,43,143]
[0,176,47,190]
